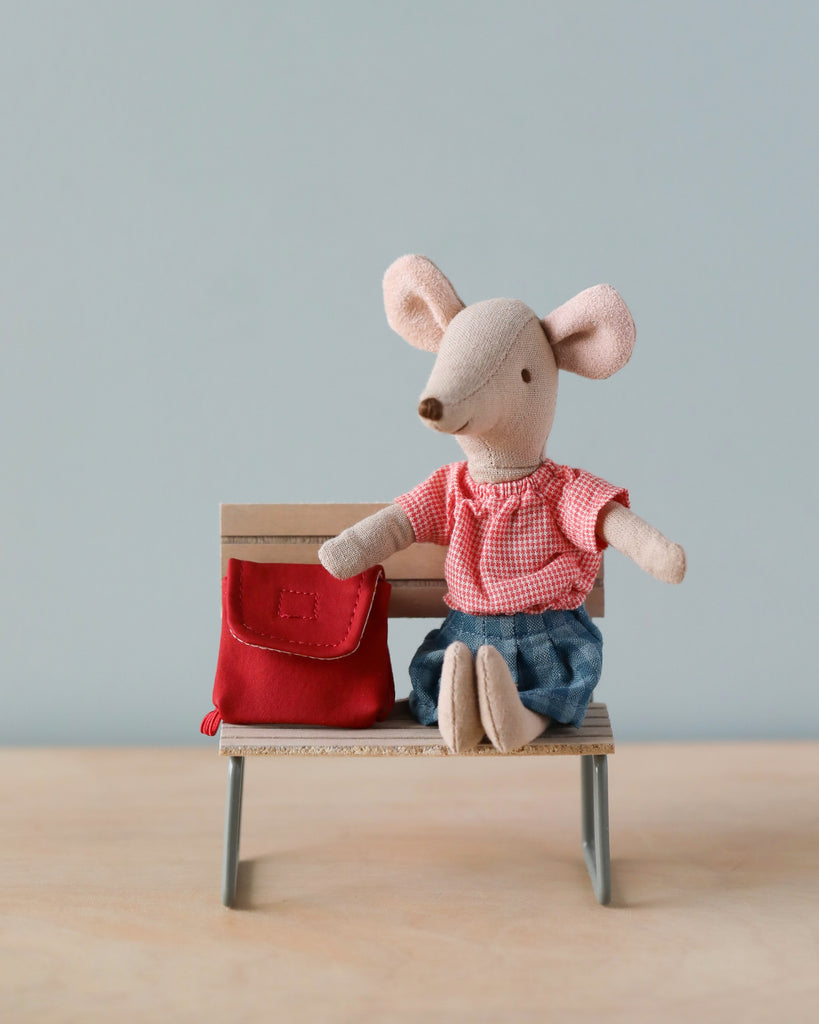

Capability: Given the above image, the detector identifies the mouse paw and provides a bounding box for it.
[318,532,365,579]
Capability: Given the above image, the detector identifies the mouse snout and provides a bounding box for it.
[418,397,444,421]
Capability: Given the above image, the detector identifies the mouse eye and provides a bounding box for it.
[521,369,532,383]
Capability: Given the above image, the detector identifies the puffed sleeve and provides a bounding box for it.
[394,464,456,546]
[556,469,629,553]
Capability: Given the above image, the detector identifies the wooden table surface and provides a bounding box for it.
[2,743,818,1023]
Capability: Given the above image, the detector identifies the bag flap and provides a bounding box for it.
[224,559,385,659]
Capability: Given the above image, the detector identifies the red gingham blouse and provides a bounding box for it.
[395,460,629,615]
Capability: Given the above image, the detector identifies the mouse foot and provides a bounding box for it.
[437,641,484,753]
[476,645,550,753]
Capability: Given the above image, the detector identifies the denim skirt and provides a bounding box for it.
[408,606,603,729]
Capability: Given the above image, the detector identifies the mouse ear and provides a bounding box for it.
[383,255,465,352]
[541,284,635,379]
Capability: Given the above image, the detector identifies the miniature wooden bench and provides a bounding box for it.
[216,503,614,907]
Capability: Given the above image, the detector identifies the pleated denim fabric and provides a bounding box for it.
[408,606,603,729]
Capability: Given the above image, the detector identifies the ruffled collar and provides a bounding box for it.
[463,460,556,497]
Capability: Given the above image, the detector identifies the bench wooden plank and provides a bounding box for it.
[388,582,448,618]
[221,503,388,537]
[218,700,614,757]
[218,562,603,618]
[221,541,448,579]
[221,705,611,736]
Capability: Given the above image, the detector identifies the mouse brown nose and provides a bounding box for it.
[418,397,443,421]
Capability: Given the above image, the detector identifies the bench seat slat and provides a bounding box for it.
[218,700,613,757]
[218,705,610,727]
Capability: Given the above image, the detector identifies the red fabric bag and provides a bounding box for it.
[201,560,394,735]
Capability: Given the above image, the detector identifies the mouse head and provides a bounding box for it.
[383,255,636,483]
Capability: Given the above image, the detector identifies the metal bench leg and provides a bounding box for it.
[581,754,611,905]
[222,755,245,907]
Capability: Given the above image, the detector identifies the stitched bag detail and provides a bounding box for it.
[225,560,382,658]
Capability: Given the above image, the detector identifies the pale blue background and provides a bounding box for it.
[2,1,816,744]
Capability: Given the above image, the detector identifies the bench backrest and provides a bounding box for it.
[220,503,604,618]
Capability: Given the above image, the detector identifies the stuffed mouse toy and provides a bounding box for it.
[319,255,685,754]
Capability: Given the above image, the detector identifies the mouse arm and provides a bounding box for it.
[318,504,416,579]
[597,501,686,584]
